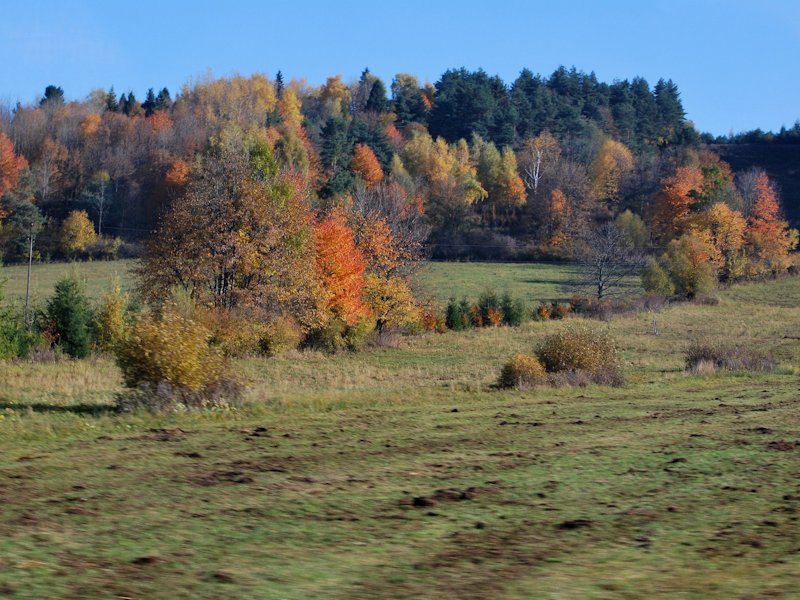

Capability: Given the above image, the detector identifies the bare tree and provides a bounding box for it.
[518,131,560,196]
[735,167,765,218]
[575,221,646,300]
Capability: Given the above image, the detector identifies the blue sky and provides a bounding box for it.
[1,0,798,135]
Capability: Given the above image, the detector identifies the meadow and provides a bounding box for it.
[1,262,799,598]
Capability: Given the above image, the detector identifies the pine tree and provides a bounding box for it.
[105,87,119,112]
[47,276,92,358]
[155,87,172,110]
[365,79,389,113]
[142,88,157,116]
[40,85,65,107]
[275,70,285,99]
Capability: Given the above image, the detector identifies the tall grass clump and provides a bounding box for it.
[685,343,776,374]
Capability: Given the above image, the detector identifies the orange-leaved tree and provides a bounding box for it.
[313,208,370,325]
[649,165,704,239]
[0,132,28,202]
[746,172,799,273]
[350,143,384,189]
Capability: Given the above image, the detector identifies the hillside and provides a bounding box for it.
[712,143,800,227]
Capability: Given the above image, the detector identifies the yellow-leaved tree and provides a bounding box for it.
[61,210,97,258]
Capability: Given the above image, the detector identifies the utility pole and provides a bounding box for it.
[24,227,33,327]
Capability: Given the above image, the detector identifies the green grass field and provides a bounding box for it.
[1,259,639,308]
[0,260,137,305]
[1,264,799,598]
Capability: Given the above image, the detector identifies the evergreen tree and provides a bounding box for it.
[275,70,285,99]
[365,79,389,113]
[391,74,427,127]
[320,116,354,196]
[630,77,658,144]
[40,85,65,107]
[654,78,685,143]
[46,276,92,358]
[349,117,393,169]
[609,81,636,143]
[155,87,172,110]
[142,88,157,116]
[105,87,119,112]
[428,68,500,143]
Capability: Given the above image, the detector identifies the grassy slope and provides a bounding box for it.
[0,260,137,305]
[1,269,799,598]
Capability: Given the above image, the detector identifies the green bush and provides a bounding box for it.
[46,276,92,358]
[445,298,474,331]
[497,354,546,389]
[642,257,675,295]
[478,291,502,326]
[536,326,622,384]
[500,292,526,326]
[661,234,717,297]
[0,292,43,359]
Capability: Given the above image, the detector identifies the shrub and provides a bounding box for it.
[459,298,473,329]
[445,298,463,331]
[500,292,526,326]
[260,315,302,356]
[498,354,546,389]
[92,278,127,352]
[0,302,42,360]
[685,343,776,373]
[486,307,503,327]
[569,295,592,315]
[198,308,294,358]
[421,307,447,333]
[478,291,501,325]
[114,308,227,392]
[304,316,375,353]
[642,257,675,296]
[661,234,717,297]
[469,303,483,328]
[46,276,92,358]
[536,326,622,384]
[86,236,123,261]
[445,298,474,331]
[550,302,571,320]
[536,303,551,321]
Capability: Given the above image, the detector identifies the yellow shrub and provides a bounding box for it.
[260,315,302,356]
[93,279,127,352]
[498,354,546,389]
[536,326,619,375]
[115,308,225,390]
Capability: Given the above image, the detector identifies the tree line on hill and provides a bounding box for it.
[0,68,797,339]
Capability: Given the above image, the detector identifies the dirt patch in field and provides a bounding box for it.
[766,440,797,451]
[400,486,498,509]
[192,471,255,486]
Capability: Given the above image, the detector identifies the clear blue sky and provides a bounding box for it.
[1,0,798,136]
